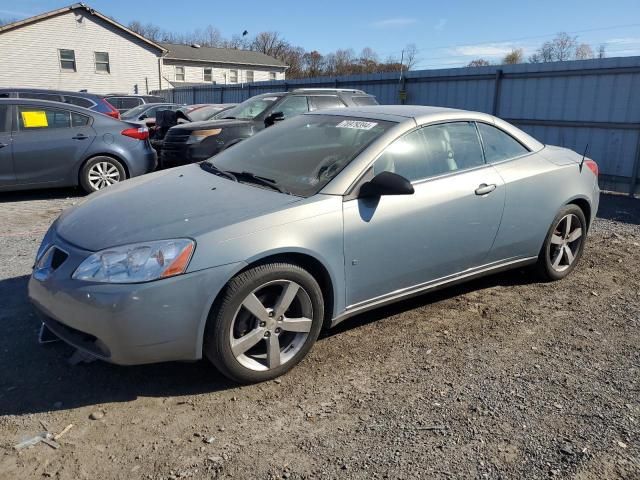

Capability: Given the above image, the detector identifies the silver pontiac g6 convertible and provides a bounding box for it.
[29,106,600,383]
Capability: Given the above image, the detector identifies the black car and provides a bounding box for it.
[105,94,166,114]
[0,88,121,119]
[160,89,378,168]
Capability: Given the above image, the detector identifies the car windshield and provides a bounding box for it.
[187,105,227,122]
[212,95,282,120]
[121,104,156,119]
[207,114,394,197]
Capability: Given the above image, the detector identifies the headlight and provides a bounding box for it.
[187,128,222,144]
[72,239,195,283]
[35,225,55,263]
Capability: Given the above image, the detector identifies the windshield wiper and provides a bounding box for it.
[228,170,289,194]
[200,162,237,181]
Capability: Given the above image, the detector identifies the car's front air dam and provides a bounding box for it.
[28,262,241,365]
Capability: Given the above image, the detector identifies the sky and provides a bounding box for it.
[2,0,640,69]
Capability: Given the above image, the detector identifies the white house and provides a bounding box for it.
[0,3,287,95]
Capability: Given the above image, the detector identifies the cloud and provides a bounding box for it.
[370,18,418,28]
[434,18,447,31]
[453,42,518,57]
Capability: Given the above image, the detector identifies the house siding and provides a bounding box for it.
[0,11,162,94]
[161,59,285,89]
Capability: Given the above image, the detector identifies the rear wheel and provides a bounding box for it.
[536,204,587,281]
[80,156,126,193]
[204,262,324,384]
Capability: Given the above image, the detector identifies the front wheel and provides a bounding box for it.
[204,262,324,384]
[536,204,587,281]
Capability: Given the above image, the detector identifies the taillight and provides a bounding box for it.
[121,127,149,140]
[585,159,598,177]
[100,99,120,119]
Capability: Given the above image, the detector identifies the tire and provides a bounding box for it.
[204,262,324,384]
[536,204,587,281]
[80,156,127,193]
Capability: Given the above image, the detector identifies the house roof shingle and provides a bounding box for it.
[160,43,287,69]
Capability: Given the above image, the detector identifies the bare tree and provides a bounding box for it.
[530,32,577,63]
[575,43,595,60]
[302,50,325,77]
[502,48,524,65]
[468,59,491,67]
[403,44,419,70]
[251,31,289,58]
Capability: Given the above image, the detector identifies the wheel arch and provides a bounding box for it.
[566,195,592,231]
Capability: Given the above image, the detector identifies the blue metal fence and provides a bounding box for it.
[153,56,640,195]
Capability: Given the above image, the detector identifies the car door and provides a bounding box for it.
[0,104,15,185]
[11,105,95,186]
[342,121,506,307]
[475,121,554,262]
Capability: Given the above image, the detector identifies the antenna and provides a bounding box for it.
[579,143,589,172]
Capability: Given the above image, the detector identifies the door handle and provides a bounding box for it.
[475,183,497,195]
[72,134,88,140]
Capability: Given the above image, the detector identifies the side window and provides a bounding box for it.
[276,96,309,118]
[0,105,8,132]
[309,96,346,111]
[106,98,122,109]
[477,122,529,162]
[422,122,484,173]
[352,96,378,106]
[373,122,484,182]
[71,112,90,127]
[18,106,72,130]
[19,92,62,102]
[63,95,94,108]
[119,98,142,110]
[373,129,428,182]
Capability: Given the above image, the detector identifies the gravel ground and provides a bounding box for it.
[0,188,638,480]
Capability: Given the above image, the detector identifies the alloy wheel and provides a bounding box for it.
[229,280,314,371]
[88,162,121,190]
[549,213,583,272]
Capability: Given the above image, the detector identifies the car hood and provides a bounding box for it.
[55,164,302,251]
[173,118,255,132]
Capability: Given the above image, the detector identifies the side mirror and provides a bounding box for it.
[265,111,285,127]
[359,171,414,198]
[139,114,148,120]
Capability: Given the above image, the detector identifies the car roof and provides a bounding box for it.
[307,105,545,151]
[0,97,108,114]
[0,87,104,99]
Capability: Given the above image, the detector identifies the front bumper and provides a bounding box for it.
[28,233,241,365]
[161,140,223,168]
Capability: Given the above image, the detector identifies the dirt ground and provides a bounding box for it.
[0,189,638,480]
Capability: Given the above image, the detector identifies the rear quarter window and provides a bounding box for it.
[351,96,378,106]
[477,122,529,163]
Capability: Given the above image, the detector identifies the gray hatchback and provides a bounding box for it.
[29,106,599,383]
[0,98,157,193]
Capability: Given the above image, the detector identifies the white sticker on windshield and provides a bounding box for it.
[262,97,279,101]
[336,120,378,130]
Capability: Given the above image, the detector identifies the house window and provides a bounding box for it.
[95,52,110,73]
[229,69,238,83]
[59,49,76,72]
[175,66,185,81]
[203,68,213,82]
[269,72,277,81]
[246,70,254,83]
